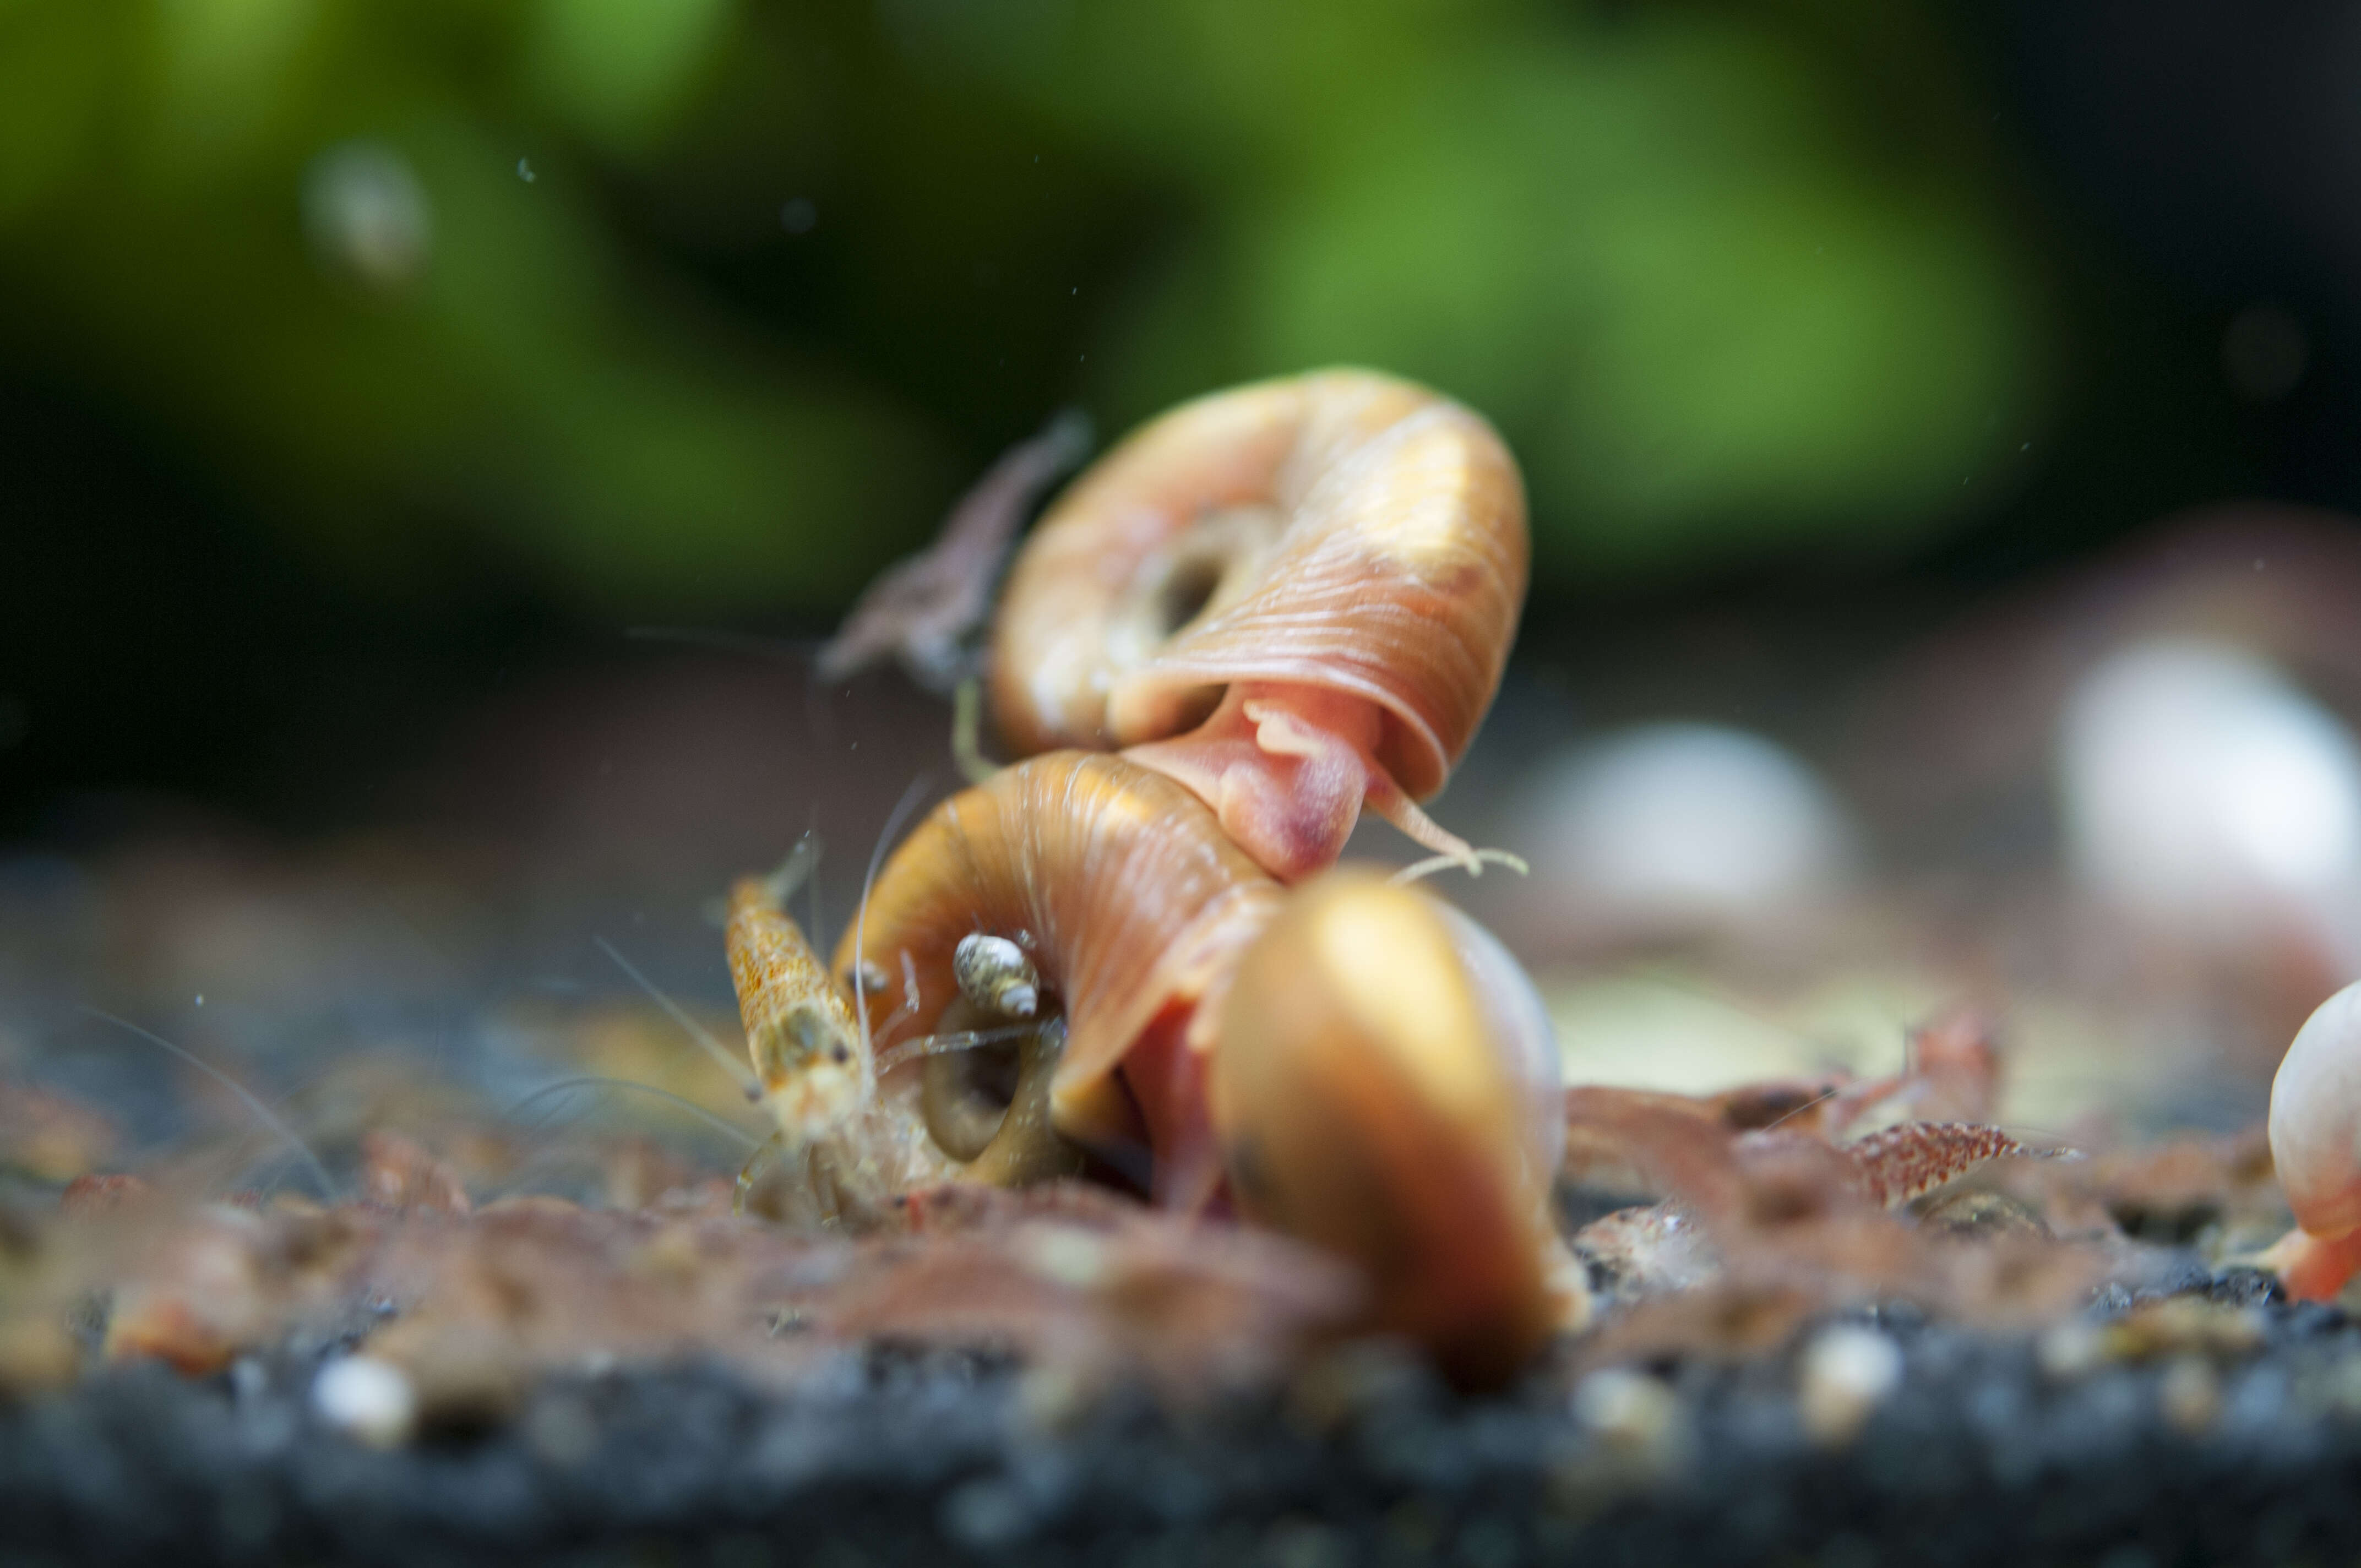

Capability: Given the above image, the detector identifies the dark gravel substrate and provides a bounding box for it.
[5,1272,2360,1568]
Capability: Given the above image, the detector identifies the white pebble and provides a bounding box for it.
[1575,1368,1679,1450]
[2158,1355,2221,1434]
[2036,1319,2106,1382]
[313,1355,417,1449]
[2059,638,2361,949]
[1797,1325,1903,1446]
[1512,724,1852,939]
[1564,1368,1690,1498]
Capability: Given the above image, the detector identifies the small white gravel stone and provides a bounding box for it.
[2037,1319,2106,1382]
[1574,1370,1679,1457]
[1562,1368,1690,1499]
[1798,1326,1903,1447]
[313,1355,418,1449]
[2158,1356,2222,1434]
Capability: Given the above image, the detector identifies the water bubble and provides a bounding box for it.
[780,197,817,234]
[516,157,537,183]
[302,142,433,292]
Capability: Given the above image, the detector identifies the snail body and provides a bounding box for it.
[837,754,1577,1380]
[835,750,1284,1207]
[987,370,1528,880]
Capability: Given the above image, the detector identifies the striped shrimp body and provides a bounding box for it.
[987,370,1529,882]
[725,830,1102,1224]
[723,851,959,1223]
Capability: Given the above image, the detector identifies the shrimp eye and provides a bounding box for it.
[830,1044,850,1065]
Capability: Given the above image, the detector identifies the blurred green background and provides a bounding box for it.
[0,0,2341,829]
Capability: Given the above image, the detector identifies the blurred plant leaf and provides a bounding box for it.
[0,0,2054,612]
[526,0,735,154]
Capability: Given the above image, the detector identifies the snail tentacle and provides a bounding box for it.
[1390,847,1531,886]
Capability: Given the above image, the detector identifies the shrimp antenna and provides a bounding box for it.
[1759,1084,1845,1134]
[591,935,763,1103]
[873,1023,1039,1074]
[803,805,825,949]
[759,832,823,911]
[79,1006,337,1201]
[853,775,935,1058]
[504,1075,764,1149]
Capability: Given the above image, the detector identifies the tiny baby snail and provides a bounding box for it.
[836,752,1579,1381]
[2262,980,2361,1298]
[986,369,1529,881]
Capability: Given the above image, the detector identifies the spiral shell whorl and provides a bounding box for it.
[988,369,1528,801]
[832,753,1283,1137]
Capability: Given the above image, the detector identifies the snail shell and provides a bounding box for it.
[953,933,1041,1018]
[2264,980,2361,1297]
[832,756,1577,1375]
[835,750,1285,1202]
[987,369,1528,879]
[2271,981,2361,1239]
[1209,868,1572,1385]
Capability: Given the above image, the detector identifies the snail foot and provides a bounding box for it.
[2255,1223,2361,1302]
[1128,683,1456,881]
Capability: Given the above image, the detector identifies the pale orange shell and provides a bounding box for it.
[831,752,1283,1129]
[1209,869,1557,1385]
[988,369,1529,801]
[2271,979,2361,1239]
